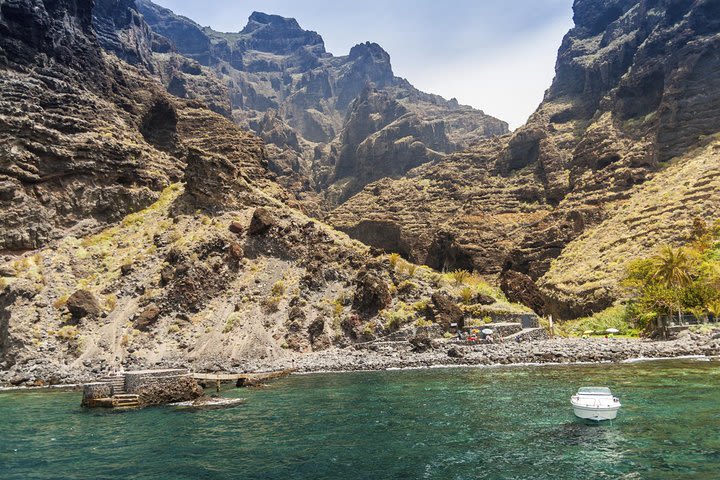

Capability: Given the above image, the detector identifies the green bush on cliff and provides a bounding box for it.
[449,269,470,285]
[388,253,401,268]
[381,302,415,331]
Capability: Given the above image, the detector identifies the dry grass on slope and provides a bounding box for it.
[539,137,720,317]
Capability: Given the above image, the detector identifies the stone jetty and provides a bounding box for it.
[82,369,203,409]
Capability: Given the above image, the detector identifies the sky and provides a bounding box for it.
[153,0,574,129]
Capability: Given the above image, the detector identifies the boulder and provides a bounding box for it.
[134,304,161,331]
[475,293,496,305]
[447,346,466,358]
[229,221,244,234]
[66,290,102,320]
[340,314,363,339]
[135,376,203,407]
[307,318,324,339]
[352,269,391,316]
[409,334,433,352]
[288,305,306,322]
[248,208,276,235]
[160,265,174,286]
[228,242,244,262]
[431,293,464,331]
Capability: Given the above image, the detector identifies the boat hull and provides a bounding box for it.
[572,404,619,421]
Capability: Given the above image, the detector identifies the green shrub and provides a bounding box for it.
[333,300,344,318]
[459,286,474,304]
[412,299,430,312]
[362,323,376,337]
[54,326,79,341]
[263,295,282,313]
[381,302,415,331]
[271,280,285,296]
[105,294,118,312]
[388,253,401,268]
[415,318,434,327]
[558,305,637,337]
[397,280,419,294]
[450,269,470,285]
[622,227,720,331]
[223,313,242,333]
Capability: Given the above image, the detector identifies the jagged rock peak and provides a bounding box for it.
[239,11,325,54]
[349,42,390,62]
[244,11,302,32]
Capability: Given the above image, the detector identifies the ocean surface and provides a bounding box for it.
[1,359,719,479]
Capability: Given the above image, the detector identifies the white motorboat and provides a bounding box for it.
[571,387,621,421]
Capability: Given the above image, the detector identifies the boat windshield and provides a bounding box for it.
[577,387,612,395]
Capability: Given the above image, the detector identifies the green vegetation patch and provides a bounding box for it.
[622,219,720,332]
[558,305,638,338]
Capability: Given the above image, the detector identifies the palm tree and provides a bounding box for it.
[651,246,694,322]
[708,300,720,322]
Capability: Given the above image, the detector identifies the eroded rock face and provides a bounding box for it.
[92,0,155,69]
[0,0,184,251]
[330,0,720,318]
[135,1,508,207]
[431,293,465,331]
[1,0,493,386]
[500,271,545,316]
[352,269,391,317]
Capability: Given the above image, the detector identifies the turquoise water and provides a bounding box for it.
[1,360,719,479]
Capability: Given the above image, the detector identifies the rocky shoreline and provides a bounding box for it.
[261,331,720,374]
[2,330,719,389]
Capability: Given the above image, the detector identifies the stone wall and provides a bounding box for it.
[133,375,203,407]
[81,369,202,408]
[81,383,112,407]
[507,327,549,343]
[123,369,190,393]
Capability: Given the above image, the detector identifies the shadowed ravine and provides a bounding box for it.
[1,359,719,479]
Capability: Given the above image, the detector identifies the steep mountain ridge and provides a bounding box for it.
[134,0,509,206]
[0,0,522,386]
[331,0,720,318]
[0,0,180,252]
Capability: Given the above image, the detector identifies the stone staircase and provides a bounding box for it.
[112,394,140,408]
[97,374,140,408]
[98,374,126,393]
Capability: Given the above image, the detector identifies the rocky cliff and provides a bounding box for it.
[0,0,522,386]
[134,1,509,206]
[0,0,180,252]
[330,0,720,318]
